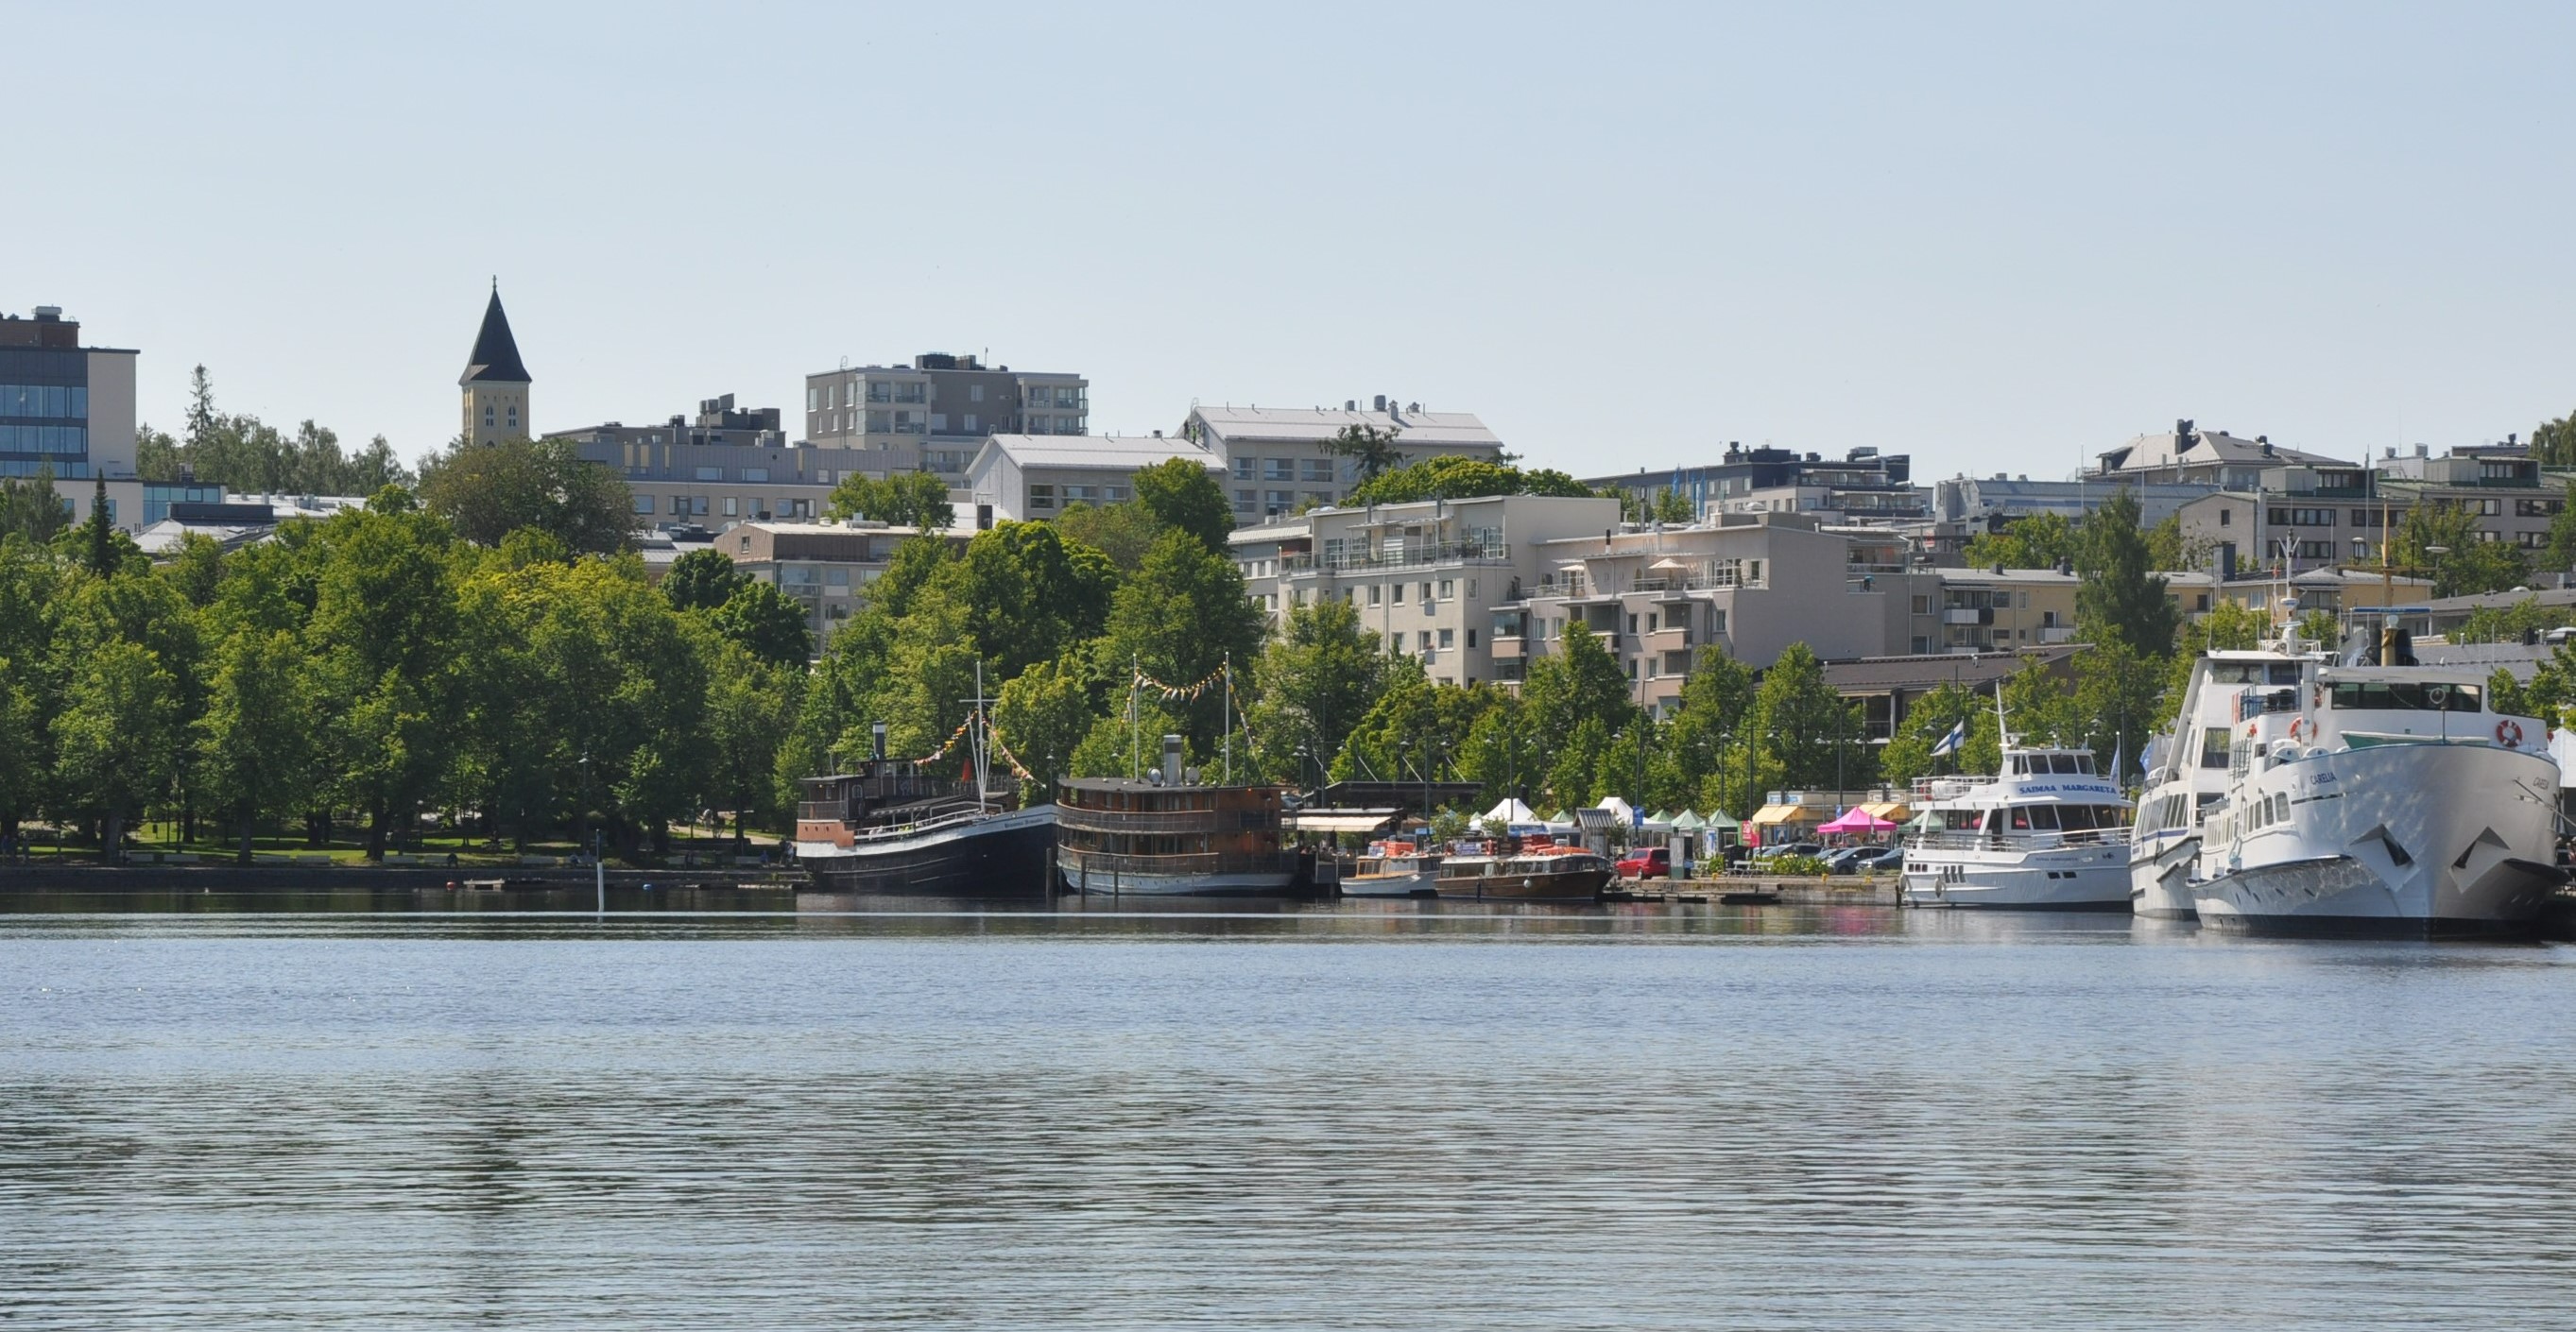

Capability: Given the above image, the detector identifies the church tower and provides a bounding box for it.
[459,282,531,446]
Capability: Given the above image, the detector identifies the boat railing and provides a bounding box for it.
[1905,828,2128,851]
[845,804,1006,844]
[1056,808,1247,835]
[1911,775,1989,802]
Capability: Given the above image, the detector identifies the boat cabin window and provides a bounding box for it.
[2200,727,2230,769]
[1941,810,1984,832]
[2045,754,2087,775]
[2057,804,2094,831]
[2327,680,2482,713]
[2025,805,2059,830]
[2005,806,2032,831]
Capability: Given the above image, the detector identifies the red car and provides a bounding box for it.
[1615,846,1671,880]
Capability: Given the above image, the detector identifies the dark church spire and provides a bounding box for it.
[460,286,531,385]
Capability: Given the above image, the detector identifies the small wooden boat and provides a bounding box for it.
[1434,835,1612,903]
[1343,840,1442,897]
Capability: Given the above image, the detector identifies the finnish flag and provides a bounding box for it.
[1930,720,1966,758]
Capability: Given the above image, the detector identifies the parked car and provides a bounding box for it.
[1818,845,1869,874]
[1750,841,1821,863]
[1847,845,1906,873]
[1615,846,1671,880]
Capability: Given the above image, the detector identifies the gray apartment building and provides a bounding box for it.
[1585,446,1927,527]
[1180,399,1506,521]
[723,520,966,651]
[803,352,1088,489]
[2175,446,2568,582]
[549,394,911,528]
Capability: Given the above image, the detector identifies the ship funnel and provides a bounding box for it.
[1160,734,1185,787]
[870,722,887,760]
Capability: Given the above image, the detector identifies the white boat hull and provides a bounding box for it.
[2129,829,2200,920]
[1341,868,1439,897]
[1903,843,2132,911]
[2193,743,2564,935]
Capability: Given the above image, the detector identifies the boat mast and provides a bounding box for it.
[971,660,991,814]
[1222,649,1232,786]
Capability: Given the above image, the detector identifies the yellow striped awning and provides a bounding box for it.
[1861,801,1910,822]
[1748,804,1819,827]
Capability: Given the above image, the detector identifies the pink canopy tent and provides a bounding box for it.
[1816,808,1897,835]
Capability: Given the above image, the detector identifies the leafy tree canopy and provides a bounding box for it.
[825,470,954,534]
[417,436,635,554]
[1345,455,1603,506]
[1131,457,1233,553]
[662,548,750,613]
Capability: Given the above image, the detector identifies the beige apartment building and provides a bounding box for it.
[1229,493,1623,687]
[724,521,963,652]
[1181,400,1506,521]
[966,433,1226,525]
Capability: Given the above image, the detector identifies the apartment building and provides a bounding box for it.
[966,433,1225,525]
[2,305,142,527]
[550,394,886,528]
[1228,492,1621,687]
[2090,419,2349,487]
[1585,446,1926,527]
[803,352,1086,487]
[1501,512,1889,716]
[2174,448,2565,582]
[723,521,964,652]
[1179,399,1505,521]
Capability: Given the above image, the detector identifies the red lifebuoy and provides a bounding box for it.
[2497,719,2525,748]
[2288,718,2307,743]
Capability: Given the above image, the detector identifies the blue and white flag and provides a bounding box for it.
[2110,736,2124,784]
[1930,720,1966,758]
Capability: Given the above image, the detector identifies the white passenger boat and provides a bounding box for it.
[1343,840,1442,897]
[1901,747,2134,911]
[2184,627,2565,936]
[2129,653,2298,920]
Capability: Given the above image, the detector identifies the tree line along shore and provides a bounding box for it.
[6,424,2572,868]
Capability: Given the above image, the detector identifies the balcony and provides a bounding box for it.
[1941,607,1993,625]
[1490,635,1525,659]
[1644,626,1693,653]
[1279,540,1512,576]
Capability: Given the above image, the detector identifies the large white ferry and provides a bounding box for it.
[1901,747,2134,910]
[2129,653,2299,920]
[2182,628,2565,935]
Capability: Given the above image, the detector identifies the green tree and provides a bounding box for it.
[1657,646,1758,813]
[1752,642,1870,793]
[1346,455,1602,505]
[0,464,70,543]
[1130,457,1233,553]
[696,630,799,842]
[51,639,178,861]
[2072,487,2177,655]
[954,521,1117,676]
[1245,596,1388,784]
[708,579,815,667]
[133,424,181,483]
[825,470,954,533]
[2540,481,2576,575]
[2453,596,2575,645]
[1068,698,1201,780]
[992,657,1100,798]
[2533,409,2576,468]
[1097,531,1267,751]
[662,548,750,612]
[1962,511,2079,570]
[1327,424,1406,481]
[1051,501,1163,572]
[162,532,228,608]
[1518,622,1636,807]
[1876,681,2003,786]
[1334,666,1495,788]
[417,436,636,554]
[304,493,466,858]
[196,628,317,862]
[2069,643,2165,784]
[2394,500,2528,597]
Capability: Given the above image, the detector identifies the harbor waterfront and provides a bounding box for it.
[5,897,2576,1329]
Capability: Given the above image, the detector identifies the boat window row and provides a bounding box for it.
[2326,680,2482,713]
[1942,804,2129,832]
[2006,753,2094,776]
[2207,662,2302,686]
[2236,689,2299,720]
[2136,793,2189,835]
[2217,792,2293,843]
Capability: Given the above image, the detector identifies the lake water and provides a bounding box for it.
[3,898,2573,1329]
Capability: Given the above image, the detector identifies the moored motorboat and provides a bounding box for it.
[1901,746,2133,911]
[1434,836,1612,903]
[1343,840,1442,897]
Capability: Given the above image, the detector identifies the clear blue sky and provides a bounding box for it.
[15,2,2576,481]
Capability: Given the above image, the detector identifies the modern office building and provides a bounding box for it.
[459,285,531,448]
[802,353,1087,487]
[1179,399,1506,521]
[965,433,1225,525]
[1228,492,1622,688]
[2,305,141,527]
[2173,446,2565,583]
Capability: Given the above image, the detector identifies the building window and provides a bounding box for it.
[1302,459,1332,483]
[2219,509,2232,526]
[1235,487,1257,512]
[1067,485,1096,503]
[2476,498,2503,517]
[930,414,948,432]
[1263,458,1293,481]
[1030,485,1055,511]
[1437,579,1454,600]
[806,388,818,411]
[1438,628,1454,649]
[963,415,978,434]
[970,384,986,402]
[1368,585,1382,606]
[1106,486,1130,502]
[632,495,655,514]
[696,466,722,481]
[2267,507,2334,527]
[742,468,768,483]
[1233,458,1255,481]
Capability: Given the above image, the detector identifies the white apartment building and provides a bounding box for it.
[1181,399,1506,521]
[1229,493,1622,687]
[965,433,1226,525]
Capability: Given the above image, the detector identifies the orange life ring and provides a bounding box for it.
[2497,719,2525,748]
[2288,718,2307,743]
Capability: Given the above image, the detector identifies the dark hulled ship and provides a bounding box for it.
[793,721,1057,897]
